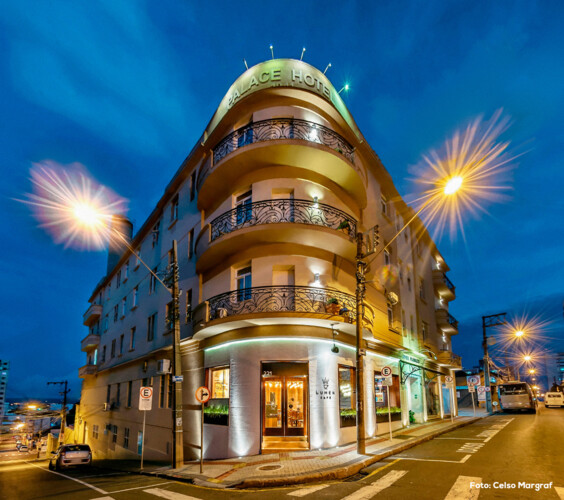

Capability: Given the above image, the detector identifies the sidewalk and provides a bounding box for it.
[126,415,485,489]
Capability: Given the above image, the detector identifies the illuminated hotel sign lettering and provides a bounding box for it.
[206,59,361,142]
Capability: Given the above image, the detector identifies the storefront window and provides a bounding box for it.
[339,365,356,427]
[374,371,402,422]
[211,367,229,398]
[205,366,230,426]
[425,376,441,417]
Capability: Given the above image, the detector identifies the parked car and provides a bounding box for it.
[18,445,29,453]
[498,381,536,413]
[545,392,564,408]
[48,444,92,470]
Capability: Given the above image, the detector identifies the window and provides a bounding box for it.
[152,222,160,248]
[186,289,193,323]
[422,321,428,341]
[167,374,173,409]
[387,304,394,328]
[407,277,412,292]
[119,334,124,356]
[339,365,356,427]
[410,315,415,339]
[124,428,130,449]
[166,301,174,332]
[129,327,136,351]
[235,190,252,226]
[384,249,391,267]
[107,285,111,300]
[92,425,99,439]
[101,346,106,363]
[380,195,388,215]
[210,367,230,399]
[402,310,407,337]
[112,425,117,444]
[236,266,252,301]
[124,261,129,280]
[104,314,109,332]
[419,278,426,300]
[142,376,153,387]
[374,371,401,411]
[149,267,158,294]
[135,249,141,268]
[190,171,196,201]
[170,194,179,222]
[159,375,166,408]
[237,124,254,147]
[188,228,194,259]
[116,383,121,407]
[132,286,138,309]
[147,313,157,341]
[111,340,116,358]
[113,305,119,323]
[137,431,143,455]
[127,381,133,408]
[106,385,111,404]
[116,270,121,288]
[121,297,126,318]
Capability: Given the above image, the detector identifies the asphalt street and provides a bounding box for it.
[0,406,562,500]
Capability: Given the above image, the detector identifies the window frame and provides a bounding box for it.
[338,364,356,428]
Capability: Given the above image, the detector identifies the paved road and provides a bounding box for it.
[1,406,562,500]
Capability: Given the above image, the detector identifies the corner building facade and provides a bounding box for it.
[78,59,461,461]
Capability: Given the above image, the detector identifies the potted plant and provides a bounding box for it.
[326,297,340,315]
[340,408,356,427]
[336,220,351,234]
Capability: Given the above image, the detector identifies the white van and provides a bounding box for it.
[544,392,564,408]
[498,382,536,413]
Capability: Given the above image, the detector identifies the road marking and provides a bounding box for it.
[143,488,201,500]
[444,475,481,500]
[436,437,484,440]
[110,482,173,494]
[393,455,472,464]
[363,458,401,480]
[340,470,407,500]
[91,497,115,500]
[25,461,108,494]
[555,486,564,499]
[456,442,485,454]
[287,484,330,496]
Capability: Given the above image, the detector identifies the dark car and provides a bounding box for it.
[48,444,92,470]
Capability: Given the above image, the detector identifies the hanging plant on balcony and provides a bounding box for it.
[326,297,341,315]
[336,220,351,233]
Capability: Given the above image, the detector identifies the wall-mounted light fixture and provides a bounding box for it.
[314,273,320,283]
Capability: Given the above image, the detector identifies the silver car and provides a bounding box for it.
[49,444,92,470]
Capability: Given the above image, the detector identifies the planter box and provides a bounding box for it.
[340,415,356,428]
[376,412,402,423]
[204,413,229,426]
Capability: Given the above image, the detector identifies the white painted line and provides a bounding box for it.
[340,470,407,500]
[143,488,201,500]
[436,437,485,440]
[444,475,481,500]
[287,484,330,497]
[392,455,471,464]
[460,454,472,463]
[555,486,564,499]
[91,497,115,500]
[110,482,172,494]
[25,461,108,494]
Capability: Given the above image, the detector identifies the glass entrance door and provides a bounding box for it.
[263,376,307,437]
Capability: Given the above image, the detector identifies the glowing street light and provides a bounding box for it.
[443,176,463,195]
[514,330,525,338]
[523,355,532,362]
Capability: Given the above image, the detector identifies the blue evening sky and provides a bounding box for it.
[1,1,563,399]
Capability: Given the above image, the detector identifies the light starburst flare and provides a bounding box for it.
[20,160,127,249]
[407,109,523,240]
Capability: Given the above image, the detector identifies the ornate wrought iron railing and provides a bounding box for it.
[212,118,355,164]
[447,312,458,328]
[210,199,357,241]
[208,285,357,321]
[443,273,455,292]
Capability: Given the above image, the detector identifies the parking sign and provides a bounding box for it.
[139,386,153,411]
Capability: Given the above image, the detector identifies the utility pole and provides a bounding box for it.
[355,232,367,455]
[47,380,70,446]
[482,313,507,414]
[170,240,184,468]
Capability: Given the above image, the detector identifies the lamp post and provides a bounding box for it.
[482,312,507,413]
[46,380,70,446]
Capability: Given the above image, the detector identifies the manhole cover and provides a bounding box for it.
[257,464,283,471]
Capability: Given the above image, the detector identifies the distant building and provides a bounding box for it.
[0,360,9,424]
[77,58,462,461]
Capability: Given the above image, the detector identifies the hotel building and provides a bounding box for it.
[77,59,461,461]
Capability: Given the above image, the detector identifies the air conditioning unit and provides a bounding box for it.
[157,359,172,375]
[386,292,399,305]
[103,403,110,411]
[217,307,228,318]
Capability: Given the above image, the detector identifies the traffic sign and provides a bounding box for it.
[381,366,393,377]
[477,386,486,394]
[468,385,476,393]
[195,386,211,404]
[172,375,183,383]
[139,386,153,411]
[445,375,453,383]
[467,375,480,386]
[485,387,491,392]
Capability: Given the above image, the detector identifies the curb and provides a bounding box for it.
[232,416,485,489]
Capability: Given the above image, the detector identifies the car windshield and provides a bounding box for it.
[499,384,527,395]
[62,445,90,452]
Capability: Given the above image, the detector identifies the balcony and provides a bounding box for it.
[432,270,456,301]
[83,304,102,327]
[435,308,459,335]
[78,364,97,378]
[438,350,462,368]
[197,118,366,211]
[80,333,100,352]
[197,200,357,275]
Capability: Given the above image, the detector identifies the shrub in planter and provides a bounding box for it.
[326,297,341,315]
[376,406,402,422]
[204,404,229,426]
[340,408,356,427]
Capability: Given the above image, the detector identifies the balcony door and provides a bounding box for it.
[272,267,295,311]
[272,190,294,222]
